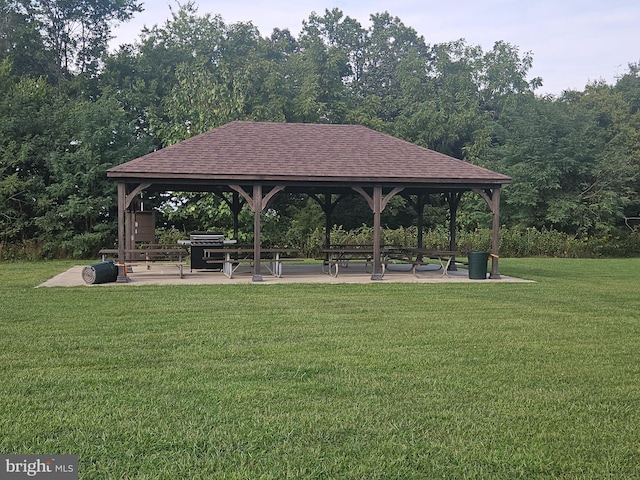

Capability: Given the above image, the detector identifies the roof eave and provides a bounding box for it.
[106,171,511,186]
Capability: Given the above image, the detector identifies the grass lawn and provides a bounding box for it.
[1,258,639,479]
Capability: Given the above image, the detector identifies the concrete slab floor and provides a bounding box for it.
[38,263,534,287]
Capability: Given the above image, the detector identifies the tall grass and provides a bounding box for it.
[298,225,640,258]
[4,226,640,260]
[1,259,639,478]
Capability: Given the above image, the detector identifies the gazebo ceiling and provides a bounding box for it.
[107,121,511,188]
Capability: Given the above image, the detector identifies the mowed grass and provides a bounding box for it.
[1,259,639,479]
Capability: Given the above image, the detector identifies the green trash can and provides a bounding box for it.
[467,251,490,279]
[82,261,118,284]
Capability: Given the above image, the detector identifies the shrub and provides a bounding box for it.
[155,227,189,245]
[299,225,640,258]
[0,240,44,261]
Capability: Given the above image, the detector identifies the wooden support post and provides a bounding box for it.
[324,194,332,250]
[252,184,263,282]
[446,192,463,272]
[116,182,128,283]
[219,190,244,241]
[473,187,502,279]
[230,184,285,282]
[310,192,344,253]
[490,187,501,279]
[372,186,383,280]
[125,205,133,252]
[232,191,241,241]
[352,186,403,280]
[417,193,425,250]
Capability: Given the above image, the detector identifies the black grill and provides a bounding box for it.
[189,232,224,270]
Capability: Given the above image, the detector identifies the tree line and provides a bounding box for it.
[1,0,639,259]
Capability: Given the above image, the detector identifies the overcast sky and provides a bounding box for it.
[110,0,639,96]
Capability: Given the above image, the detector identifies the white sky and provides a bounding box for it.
[110,0,640,96]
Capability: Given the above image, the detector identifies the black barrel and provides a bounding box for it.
[467,251,490,279]
[82,261,118,284]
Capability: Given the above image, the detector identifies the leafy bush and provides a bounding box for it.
[155,227,190,245]
[0,240,44,261]
[461,226,640,257]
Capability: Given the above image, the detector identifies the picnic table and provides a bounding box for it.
[98,244,189,278]
[205,248,300,279]
[321,245,380,277]
[386,248,457,276]
[321,245,457,277]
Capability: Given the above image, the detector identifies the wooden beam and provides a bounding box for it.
[125,183,152,210]
[262,185,285,210]
[380,186,404,211]
[229,185,254,211]
[472,188,494,213]
[230,184,285,212]
[352,186,404,213]
[352,186,374,210]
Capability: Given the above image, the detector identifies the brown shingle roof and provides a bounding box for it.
[107,121,510,185]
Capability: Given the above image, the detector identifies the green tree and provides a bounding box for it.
[611,63,640,222]
[394,40,484,157]
[478,78,639,236]
[0,0,56,78]
[15,0,142,77]
[37,93,152,256]
[0,60,50,244]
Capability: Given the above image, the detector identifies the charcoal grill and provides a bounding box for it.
[189,232,224,270]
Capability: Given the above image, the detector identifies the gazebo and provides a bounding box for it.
[107,121,511,282]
